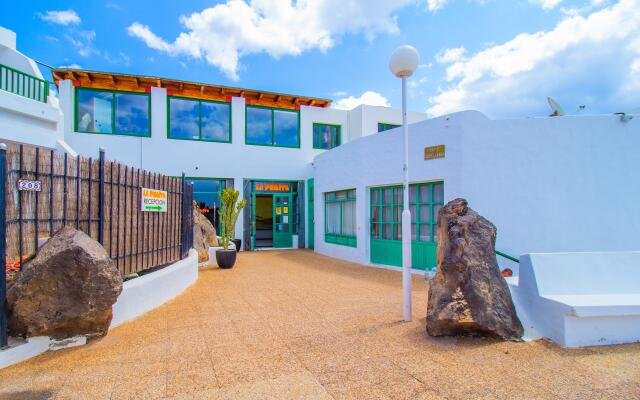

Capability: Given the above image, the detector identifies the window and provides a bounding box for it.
[409,182,444,242]
[325,189,356,247]
[246,106,299,147]
[370,181,444,242]
[378,122,401,133]
[313,123,341,149]
[188,178,230,233]
[168,96,231,142]
[76,88,150,136]
[370,187,403,240]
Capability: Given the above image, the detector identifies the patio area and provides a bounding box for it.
[0,249,639,399]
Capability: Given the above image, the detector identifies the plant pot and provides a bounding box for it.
[232,239,242,253]
[216,249,237,269]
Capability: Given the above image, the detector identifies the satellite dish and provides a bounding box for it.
[547,97,565,117]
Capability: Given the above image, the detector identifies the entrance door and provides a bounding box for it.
[254,195,274,248]
[273,194,293,248]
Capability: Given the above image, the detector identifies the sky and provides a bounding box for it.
[2,0,639,118]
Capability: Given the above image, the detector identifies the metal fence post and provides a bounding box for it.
[1,143,8,348]
[98,147,105,245]
[180,173,186,258]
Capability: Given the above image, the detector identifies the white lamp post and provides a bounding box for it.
[389,45,420,322]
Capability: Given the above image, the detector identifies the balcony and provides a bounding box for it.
[0,63,49,103]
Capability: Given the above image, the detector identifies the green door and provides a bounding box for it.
[308,179,314,249]
[369,182,444,271]
[273,194,293,248]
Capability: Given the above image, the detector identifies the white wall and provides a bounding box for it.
[0,26,63,149]
[57,79,388,242]
[313,110,640,270]
[350,104,429,139]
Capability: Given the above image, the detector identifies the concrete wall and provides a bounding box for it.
[0,26,63,149]
[313,110,640,271]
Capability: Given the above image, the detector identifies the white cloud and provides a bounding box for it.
[127,0,415,80]
[127,23,172,52]
[58,63,82,69]
[529,0,563,9]
[435,46,466,63]
[427,0,640,118]
[427,0,449,11]
[65,30,98,57]
[332,91,391,110]
[38,10,81,25]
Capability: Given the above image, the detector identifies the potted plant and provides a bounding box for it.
[216,187,246,269]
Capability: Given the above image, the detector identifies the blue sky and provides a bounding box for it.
[2,0,638,117]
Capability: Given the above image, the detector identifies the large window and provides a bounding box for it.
[325,189,356,247]
[313,123,341,149]
[378,122,401,133]
[76,88,150,136]
[189,178,230,233]
[168,97,231,142]
[370,181,444,242]
[246,106,299,147]
[409,182,444,242]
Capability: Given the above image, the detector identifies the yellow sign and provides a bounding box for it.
[275,207,282,215]
[141,188,168,212]
[424,144,445,160]
[283,206,289,214]
[255,182,290,192]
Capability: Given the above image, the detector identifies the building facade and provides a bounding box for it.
[50,69,428,253]
[2,26,638,276]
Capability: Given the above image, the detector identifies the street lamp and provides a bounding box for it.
[389,45,419,322]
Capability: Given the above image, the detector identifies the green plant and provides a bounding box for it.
[219,187,246,250]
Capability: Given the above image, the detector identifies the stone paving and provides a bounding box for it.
[0,249,639,399]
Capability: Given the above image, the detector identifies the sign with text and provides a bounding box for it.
[254,182,290,193]
[424,144,445,160]
[17,179,42,192]
[141,188,167,212]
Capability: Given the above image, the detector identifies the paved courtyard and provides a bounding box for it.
[1,250,639,399]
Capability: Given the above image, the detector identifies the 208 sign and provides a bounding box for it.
[17,179,42,192]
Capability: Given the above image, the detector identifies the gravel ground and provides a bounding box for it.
[0,249,638,399]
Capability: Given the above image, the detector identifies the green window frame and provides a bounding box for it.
[370,181,444,242]
[409,182,444,243]
[245,105,300,148]
[167,96,232,143]
[370,186,403,241]
[74,87,151,137]
[378,122,401,133]
[324,189,357,247]
[313,123,341,149]
[188,177,231,233]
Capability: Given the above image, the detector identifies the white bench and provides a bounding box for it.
[508,252,640,347]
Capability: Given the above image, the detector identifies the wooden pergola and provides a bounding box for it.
[51,69,332,110]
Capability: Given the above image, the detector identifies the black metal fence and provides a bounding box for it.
[0,143,194,348]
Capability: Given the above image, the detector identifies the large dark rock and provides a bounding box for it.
[426,198,523,340]
[7,227,123,339]
[193,201,218,262]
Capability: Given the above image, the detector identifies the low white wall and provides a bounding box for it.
[110,249,198,328]
[0,337,50,370]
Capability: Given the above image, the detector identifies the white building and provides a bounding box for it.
[2,26,640,348]
[1,25,638,275]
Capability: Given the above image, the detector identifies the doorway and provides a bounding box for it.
[255,195,274,248]
[273,194,293,248]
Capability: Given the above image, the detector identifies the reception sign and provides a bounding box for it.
[424,144,445,160]
[141,188,168,212]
